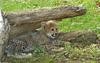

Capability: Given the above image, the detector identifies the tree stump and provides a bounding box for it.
[0,10,10,61]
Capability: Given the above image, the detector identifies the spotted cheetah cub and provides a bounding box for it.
[4,20,58,58]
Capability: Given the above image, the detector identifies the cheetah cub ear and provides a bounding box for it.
[41,22,46,29]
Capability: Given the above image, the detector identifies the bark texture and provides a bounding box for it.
[57,30,99,44]
[0,10,10,61]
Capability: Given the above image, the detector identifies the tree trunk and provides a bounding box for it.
[5,6,86,38]
[0,10,10,61]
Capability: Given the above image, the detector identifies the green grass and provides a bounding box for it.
[1,0,100,63]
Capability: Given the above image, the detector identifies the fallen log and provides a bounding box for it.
[44,30,99,52]
[6,6,86,25]
[45,30,99,53]
[57,30,99,44]
[4,6,86,38]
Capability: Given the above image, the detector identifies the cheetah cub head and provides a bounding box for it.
[41,20,58,39]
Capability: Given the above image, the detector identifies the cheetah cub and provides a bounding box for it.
[4,20,58,58]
